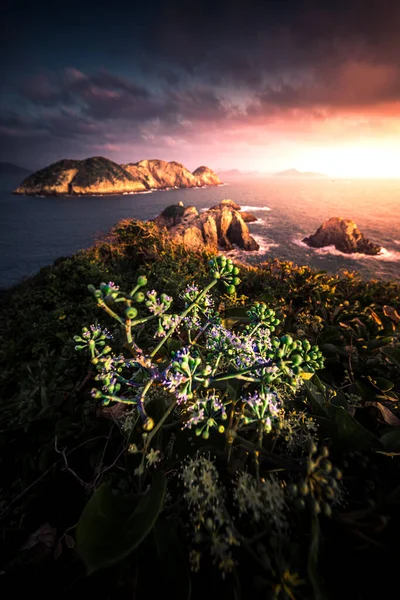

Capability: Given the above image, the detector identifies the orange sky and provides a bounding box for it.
[2,0,400,177]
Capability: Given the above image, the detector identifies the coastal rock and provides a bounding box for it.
[209,199,258,223]
[14,157,221,196]
[153,200,259,252]
[193,166,221,187]
[303,217,381,255]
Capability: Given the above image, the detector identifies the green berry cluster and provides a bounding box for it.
[289,443,342,517]
[73,326,111,354]
[88,275,148,308]
[247,303,281,330]
[208,256,240,295]
[269,335,324,377]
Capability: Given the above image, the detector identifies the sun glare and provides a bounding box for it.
[299,145,400,178]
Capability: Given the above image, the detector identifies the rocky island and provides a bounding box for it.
[303,217,381,255]
[153,199,259,252]
[13,156,221,196]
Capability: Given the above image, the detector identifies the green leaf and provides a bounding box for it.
[381,347,400,369]
[307,515,327,600]
[368,377,394,392]
[256,293,275,303]
[367,337,393,352]
[221,317,248,329]
[226,380,241,402]
[330,391,348,410]
[76,471,167,574]
[320,343,349,358]
[328,405,380,449]
[304,380,329,418]
[380,428,400,452]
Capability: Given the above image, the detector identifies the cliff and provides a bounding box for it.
[14,157,222,196]
[303,217,381,255]
[153,199,259,252]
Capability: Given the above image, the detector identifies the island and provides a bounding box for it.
[0,162,31,176]
[303,217,381,255]
[153,199,259,252]
[275,168,327,178]
[13,156,221,196]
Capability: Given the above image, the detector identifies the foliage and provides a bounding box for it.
[0,219,399,599]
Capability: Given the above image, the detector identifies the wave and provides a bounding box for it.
[293,237,400,262]
[225,235,279,259]
[240,205,271,212]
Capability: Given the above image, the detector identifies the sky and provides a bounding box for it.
[1,0,400,177]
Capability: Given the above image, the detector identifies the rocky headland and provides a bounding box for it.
[303,217,381,255]
[153,199,259,252]
[13,156,221,196]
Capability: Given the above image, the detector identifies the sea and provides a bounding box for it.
[1,174,400,289]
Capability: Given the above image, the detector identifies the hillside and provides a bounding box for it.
[275,168,327,178]
[0,162,30,175]
[0,219,399,599]
[14,157,221,196]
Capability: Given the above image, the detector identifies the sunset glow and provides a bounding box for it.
[296,144,400,179]
[1,0,400,178]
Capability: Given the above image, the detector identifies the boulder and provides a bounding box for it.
[228,211,260,251]
[153,201,259,252]
[209,199,258,223]
[303,217,381,255]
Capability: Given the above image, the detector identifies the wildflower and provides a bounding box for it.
[162,347,202,402]
[290,444,345,516]
[146,290,173,316]
[234,472,287,530]
[189,549,201,573]
[234,471,264,521]
[278,410,318,453]
[146,448,161,466]
[241,390,281,433]
[181,285,214,309]
[183,393,227,439]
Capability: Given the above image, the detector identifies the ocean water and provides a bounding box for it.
[1,174,400,289]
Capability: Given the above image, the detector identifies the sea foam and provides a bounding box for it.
[293,237,400,261]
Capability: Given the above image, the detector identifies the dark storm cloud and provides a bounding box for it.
[1,0,400,168]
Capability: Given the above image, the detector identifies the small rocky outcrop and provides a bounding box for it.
[14,157,222,196]
[303,217,381,255]
[209,199,257,222]
[153,200,259,252]
[192,166,221,187]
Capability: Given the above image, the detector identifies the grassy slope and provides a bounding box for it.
[0,219,400,598]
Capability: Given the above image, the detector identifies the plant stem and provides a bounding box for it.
[145,398,179,448]
[98,300,124,325]
[212,364,264,382]
[212,353,223,376]
[150,280,218,358]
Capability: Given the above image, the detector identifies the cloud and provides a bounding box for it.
[2,0,400,170]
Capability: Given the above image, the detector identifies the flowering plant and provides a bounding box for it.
[74,256,342,596]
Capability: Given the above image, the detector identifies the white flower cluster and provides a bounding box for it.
[278,409,318,453]
[181,455,239,575]
[234,471,287,531]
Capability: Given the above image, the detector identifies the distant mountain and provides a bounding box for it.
[217,169,265,180]
[0,162,30,175]
[14,157,221,196]
[275,168,327,178]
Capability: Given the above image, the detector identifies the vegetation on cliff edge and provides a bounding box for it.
[0,219,399,599]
